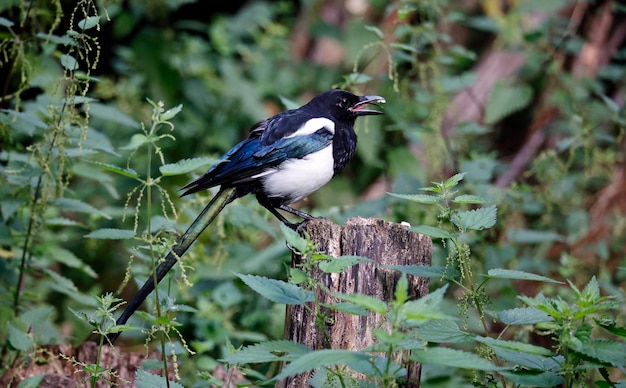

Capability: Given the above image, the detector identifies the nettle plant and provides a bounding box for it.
[222,174,625,387]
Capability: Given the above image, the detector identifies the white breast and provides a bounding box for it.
[261,145,334,204]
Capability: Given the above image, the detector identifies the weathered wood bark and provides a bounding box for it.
[278,217,432,387]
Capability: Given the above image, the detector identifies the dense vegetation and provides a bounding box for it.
[1,0,625,386]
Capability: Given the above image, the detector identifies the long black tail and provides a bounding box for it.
[107,187,238,343]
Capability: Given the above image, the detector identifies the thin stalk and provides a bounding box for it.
[146,136,170,387]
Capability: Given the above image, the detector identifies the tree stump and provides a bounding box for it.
[279,217,432,387]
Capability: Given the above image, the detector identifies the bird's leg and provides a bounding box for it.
[277,204,315,221]
[256,195,313,229]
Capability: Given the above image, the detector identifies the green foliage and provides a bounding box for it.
[1,0,625,387]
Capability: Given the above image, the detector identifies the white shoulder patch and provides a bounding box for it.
[286,117,335,138]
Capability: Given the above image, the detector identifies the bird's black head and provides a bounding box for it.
[305,89,385,122]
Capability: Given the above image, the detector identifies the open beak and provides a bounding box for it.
[350,95,386,116]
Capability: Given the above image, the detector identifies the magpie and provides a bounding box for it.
[108,89,385,343]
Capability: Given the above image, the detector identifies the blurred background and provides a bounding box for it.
[1,0,625,386]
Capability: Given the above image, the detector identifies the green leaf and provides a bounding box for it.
[60,54,79,71]
[332,292,387,315]
[487,269,563,284]
[387,192,439,204]
[84,228,136,239]
[135,369,184,388]
[318,255,373,273]
[595,318,626,338]
[443,172,466,189]
[54,198,111,220]
[160,104,183,121]
[415,320,474,343]
[485,81,533,124]
[384,264,460,279]
[236,273,314,305]
[507,228,565,243]
[77,16,99,30]
[477,336,554,356]
[17,375,45,388]
[221,340,311,364]
[411,225,455,239]
[324,302,367,316]
[7,322,34,351]
[452,205,497,230]
[397,285,454,325]
[497,307,554,325]
[271,349,372,381]
[278,95,300,110]
[344,73,373,84]
[364,24,383,39]
[88,160,139,178]
[500,371,564,387]
[159,157,221,176]
[120,133,149,150]
[279,223,310,253]
[410,347,504,371]
[572,340,626,367]
[453,194,491,204]
[47,246,98,278]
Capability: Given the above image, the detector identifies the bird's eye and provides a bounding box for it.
[339,98,348,107]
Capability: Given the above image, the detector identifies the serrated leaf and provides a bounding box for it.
[452,205,497,230]
[383,264,460,279]
[135,369,184,388]
[324,302,367,316]
[332,292,387,315]
[236,273,314,305]
[477,336,554,356]
[160,104,183,121]
[485,81,533,124]
[221,340,311,364]
[84,228,136,239]
[443,172,466,189]
[388,192,439,204]
[487,269,563,284]
[318,255,373,273]
[415,320,474,343]
[159,157,221,176]
[2,109,47,129]
[497,307,554,325]
[500,371,564,387]
[397,285,454,325]
[572,340,626,367]
[595,319,626,338]
[453,194,491,204]
[56,197,112,220]
[47,246,98,278]
[279,223,310,253]
[271,349,372,381]
[7,322,34,351]
[411,347,504,371]
[411,225,455,239]
[87,160,138,178]
[60,54,79,71]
